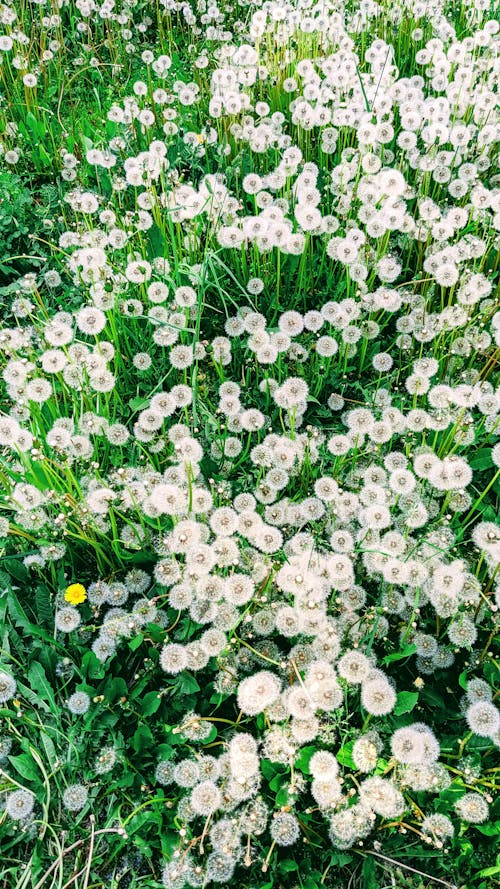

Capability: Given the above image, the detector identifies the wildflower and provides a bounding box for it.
[155,761,174,785]
[455,793,489,824]
[76,306,106,335]
[0,736,12,761]
[65,583,87,605]
[94,746,117,774]
[0,672,16,703]
[448,616,478,648]
[391,726,426,764]
[352,733,381,773]
[62,784,88,812]
[309,750,339,780]
[421,814,454,843]
[465,679,493,704]
[237,671,282,716]
[466,702,500,739]
[160,643,188,674]
[173,759,200,788]
[6,789,35,821]
[205,851,236,883]
[67,691,91,715]
[55,607,81,633]
[270,812,300,846]
[337,650,371,684]
[359,776,405,818]
[361,676,397,716]
[190,780,222,815]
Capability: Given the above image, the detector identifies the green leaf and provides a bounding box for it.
[275,786,291,806]
[28,663,57,712]
[420,687,445,709]
[81,650,106,679]
[295,745,317,774]
[0,570,12,591]
[4,559,28,583]
[336,741,355,769]
[35,584,53,628]
[39,732,58,771]
[128,633,145,651]
[133,724,154,754]
[381,644,416,665]
[201,723,217,744]
[129,397,150,411]
[278,860,298,873]
[8,753,40,783]
[303,871,323,887]
[38,144,53,167]
[6,590,56,645]
[175,672,200,695]
[270,771,288,792]
[393,691,419,715]
[436,784,466,807]
[469,449,493,471]
[361,856,378,889]
[458,670,468,691]
[16,679,50,712]
[146,223,167,258]
[261,759,285,780]
[329,852,353,867]
[140,691,162,716]
[157,744,174,761]
[477,820,500,836]
[25,111,46,138]
[476,865,500,878]
[102,677,128,702]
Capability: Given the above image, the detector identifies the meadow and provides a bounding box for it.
[0,0,499,887]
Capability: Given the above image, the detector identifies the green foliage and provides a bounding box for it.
[0,171,33,276]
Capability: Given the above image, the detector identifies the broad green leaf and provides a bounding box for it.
[393,691,419,715]
[35,585,53,628]
[8,753,40,783]
[16,679,50,713]
[28,663,57,713]
[295,745,317,774]
[278,860,298,873]
[381,644,416,665]
[336,741,355,769]
[476,865,500,878]
[477,821,500,836]
[469,449,493,470]
[175,672,200,695]
[140,691,162,716]
[133,724,154,753]
[128,633,145,651]
[361,856,378,889]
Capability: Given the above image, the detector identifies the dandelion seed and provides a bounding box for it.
[62,784,88,812]
[0,672,16,703]
[6,790,35,820]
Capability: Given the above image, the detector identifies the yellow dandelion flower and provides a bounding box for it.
[65,583,87,605]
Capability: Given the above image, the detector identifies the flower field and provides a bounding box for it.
[0,0,499,886]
